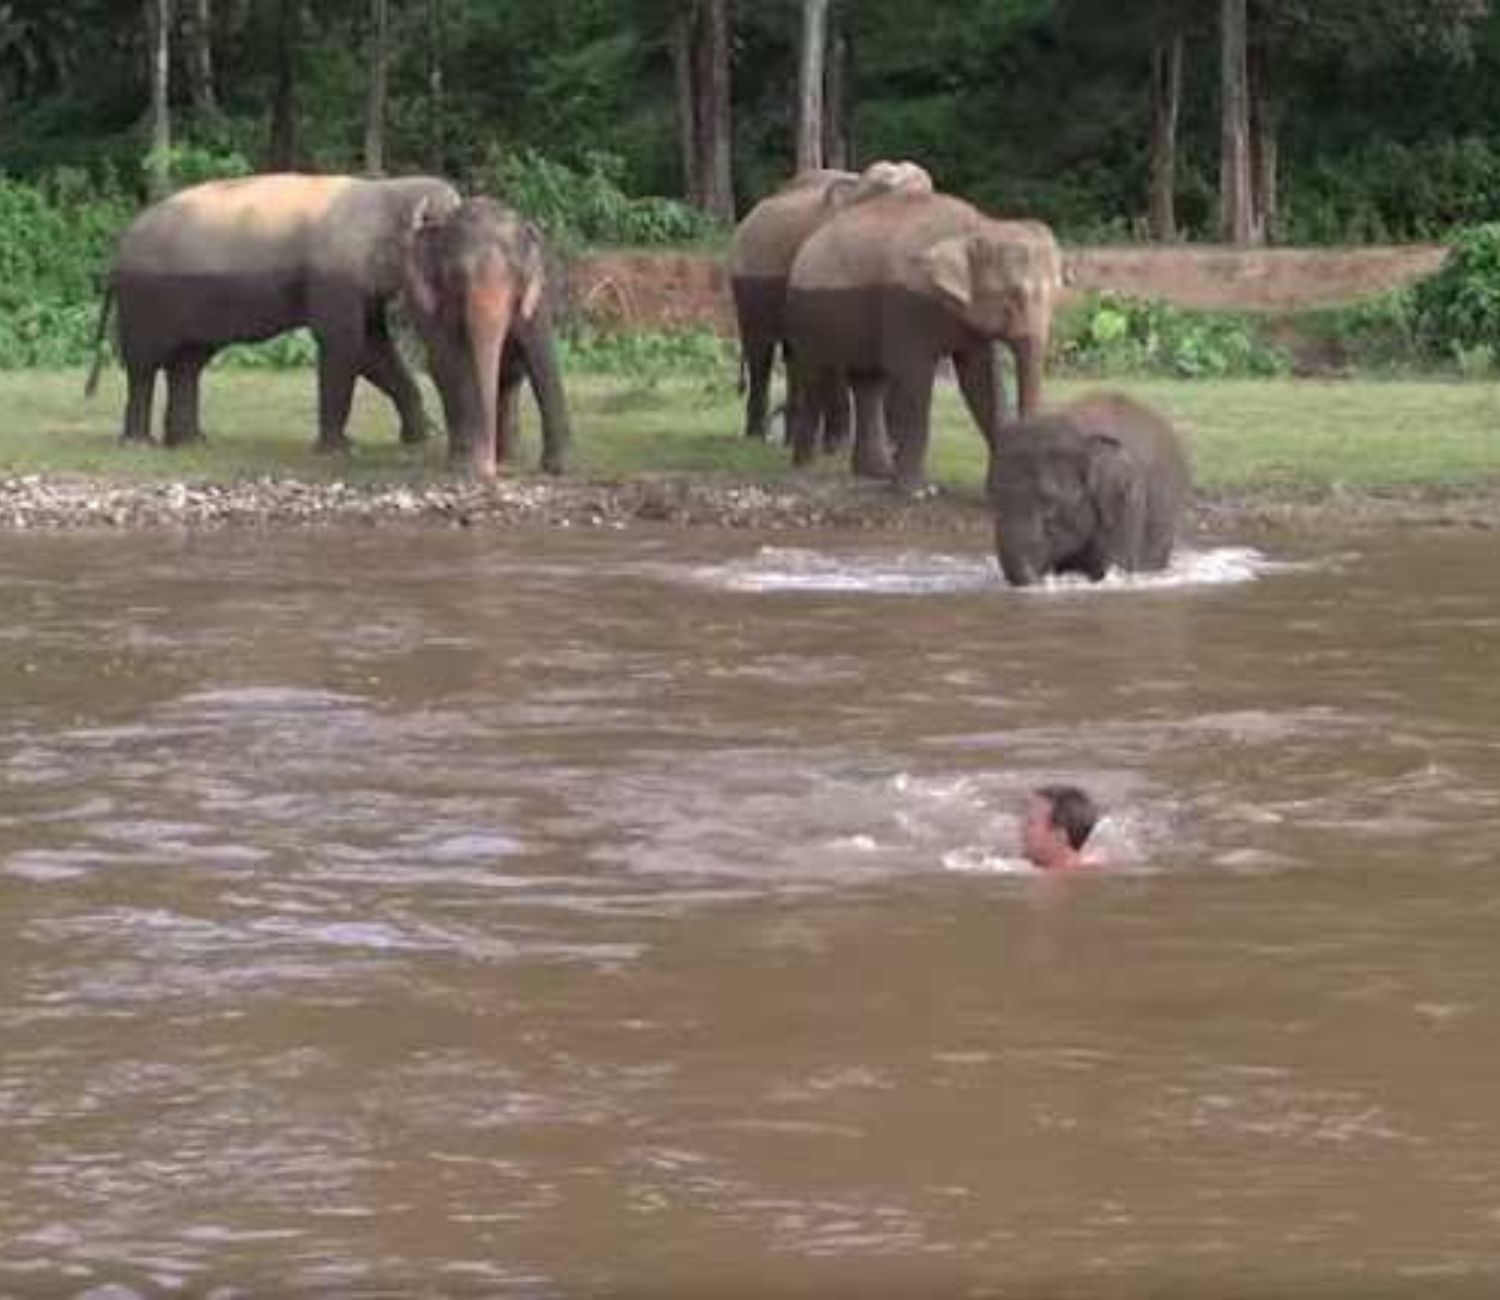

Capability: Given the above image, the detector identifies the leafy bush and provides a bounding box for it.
[472,147,721,251]
[1409,224,1500,365]
[560,324,736,384]
[1056,294,1292,379]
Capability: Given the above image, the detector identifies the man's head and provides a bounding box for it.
[1022,784,1100,869]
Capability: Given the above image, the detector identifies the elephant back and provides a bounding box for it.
[789,191,987,294]
[728,172,857,279]
[114,173,363,277]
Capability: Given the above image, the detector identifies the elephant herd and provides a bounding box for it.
[728,160,1191,584]
[87,172,569,481]
[87,164,1189,585]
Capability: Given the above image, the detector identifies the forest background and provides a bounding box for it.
[4,0,1500,374]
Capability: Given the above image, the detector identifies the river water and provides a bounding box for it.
[2,524,1499,1296]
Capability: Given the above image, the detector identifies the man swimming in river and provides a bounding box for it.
[1021,784,1101,872]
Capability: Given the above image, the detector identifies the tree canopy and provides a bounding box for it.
[1,0,1497,243]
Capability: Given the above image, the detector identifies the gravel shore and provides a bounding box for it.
[1,472,1497,534]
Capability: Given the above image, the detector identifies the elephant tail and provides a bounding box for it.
[83,284,115,399]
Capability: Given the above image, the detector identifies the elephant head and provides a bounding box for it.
[988,394,1189,586]
[402,197,548,479]
[918,219,1062,417]
[988,421,1108,585]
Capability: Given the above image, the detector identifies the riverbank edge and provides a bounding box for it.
[2,472,1498,534]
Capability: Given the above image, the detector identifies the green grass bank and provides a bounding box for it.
[8,368,1500,487]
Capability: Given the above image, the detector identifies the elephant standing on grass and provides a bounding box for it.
[402,196,572,480]
[88,172,463,451]
[728,161,933,450]
[784,192,1062,489]
[988,392,1191,586]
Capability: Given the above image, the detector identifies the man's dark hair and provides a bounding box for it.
[1035,784,1099,851]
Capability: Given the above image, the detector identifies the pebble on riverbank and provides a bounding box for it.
[1,473,1497,534]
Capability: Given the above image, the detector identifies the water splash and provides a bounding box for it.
[690,545,1285,596]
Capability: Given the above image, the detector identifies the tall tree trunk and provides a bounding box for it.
[364,0,390,174]
[1249,39,1276,244]
[268,0,300,170]
[183,0,218,116]
[696,0,734,220]
[795,0,830,172]
[824,9,851,170]
[427,0,447,172]
[1218,0,1255,244]
[671,8,700,203]
[1147,31,1182,242]
[146,0,173,197]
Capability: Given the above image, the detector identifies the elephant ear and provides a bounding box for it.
[402,197,449,320]
[919,235,974,308]
[1086,434,1146,563]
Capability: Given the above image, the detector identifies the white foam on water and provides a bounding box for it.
[689,544,1286,597]
[1024,546,1286,594]
[693,547,997,595]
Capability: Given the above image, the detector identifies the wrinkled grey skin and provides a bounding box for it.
[728,161,934,459]
[988,392,1191,587]
[88,173,463,451]
[785,191,1062,492]
[403,196,569,480]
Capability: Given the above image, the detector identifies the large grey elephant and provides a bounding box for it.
[87,172,462,451]
[401,196,571,479]
[784,191,1062,489]
[988,392,1191,587]
[728,161,933,447]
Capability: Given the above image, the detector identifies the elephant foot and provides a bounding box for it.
[119,433,158,448]
[399,423,429,446]
[852,453,896,481]
[540,453,568,477]
[314,435,353,456]
[163,429,206,449]
[890,477,938,501]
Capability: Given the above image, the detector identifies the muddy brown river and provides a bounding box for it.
[3,524,1499,1296]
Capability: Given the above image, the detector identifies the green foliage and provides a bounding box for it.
[560,325,737,386]
[473,148,721,250]
[1410,224,1500,362]
[144,142,254,191]
[1056,294,1293,379]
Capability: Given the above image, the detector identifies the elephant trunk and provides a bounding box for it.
[521,306,572,475]
[1012,330,1047,420]
[456,262,515,480]
[994,509,1044,587]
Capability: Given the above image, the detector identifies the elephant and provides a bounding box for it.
[784,191,1062,490]
[728,160,933,449]
[86,172,463,451]
[401,195,571,480]
[987,392,1191,587]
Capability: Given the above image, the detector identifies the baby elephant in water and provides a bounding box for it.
[988,392,1191,586]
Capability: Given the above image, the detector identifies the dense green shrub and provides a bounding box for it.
[1408,224,1500,367]
[1055,294,1292,379]
[559,325,736,383]
[472,148,721,251]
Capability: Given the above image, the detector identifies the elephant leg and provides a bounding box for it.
[311,288,368,452]
[121,364,157,445]
[820,373,852,455]
[741,333,776,440]
[850,376,894,480]
[360,330,429,445]
[784,351,825,467]
[163,346,214,447]
[495,371,525,465]
[315,346,360,454]
[954,343,1008,450]
[887,367,938,494]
